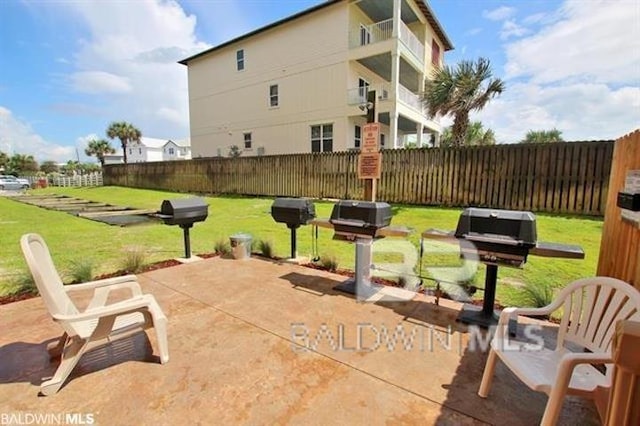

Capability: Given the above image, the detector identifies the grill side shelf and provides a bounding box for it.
[530,242,585,259]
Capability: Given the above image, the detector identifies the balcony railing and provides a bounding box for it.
[349,18,393,48]
[347,84,390,105]
[399,21,424,65]
[349,19,425,66]
[398,84,424,113]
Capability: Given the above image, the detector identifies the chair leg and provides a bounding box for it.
[40,338,87,396]
[478,348,498,398]
[154,317,169,364]
[47,332,68,359]
[540,365,573,426]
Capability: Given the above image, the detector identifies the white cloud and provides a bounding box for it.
[482,6,516,21]
[476,82,640,142]
[504,0,640,84]
[500,20,529,40]
[0,106,75,162]
[61,0,210,139]
[70,71,132,94]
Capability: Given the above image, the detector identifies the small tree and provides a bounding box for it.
[40,161,59,174]
[0,151,9,172]
[8,154,39,175]
[423,57,505,147]
[85,138,115,166]
[228,145,242,158]
[520,129,564,143]
[440,121,496,147]
[106,121,142,164]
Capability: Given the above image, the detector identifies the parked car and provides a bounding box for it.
[0,175,29,190]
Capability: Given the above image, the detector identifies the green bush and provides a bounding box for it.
[121,246,147,273]
[214,239,231,255]
[520,281,554,308]
[258,239,274,258]
[319,255,338,272]
[10,271,38,295]
[68,258,94,283]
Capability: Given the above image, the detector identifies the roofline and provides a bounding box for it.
[179,0,453,65]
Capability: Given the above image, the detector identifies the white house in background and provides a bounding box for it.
[103,153,124,165]
[179,0,453,157]
[126,137,192,163]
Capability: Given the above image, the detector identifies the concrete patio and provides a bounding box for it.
[0,256,600,425]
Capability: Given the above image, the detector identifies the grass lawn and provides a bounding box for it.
[0,186,603,308]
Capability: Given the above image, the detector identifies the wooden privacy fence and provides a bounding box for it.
[597,129,640,288]
[104,141,614,215]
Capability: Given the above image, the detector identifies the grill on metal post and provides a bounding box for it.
[157,197,208,259]
[329,200,392,239]
[270,198,316,258]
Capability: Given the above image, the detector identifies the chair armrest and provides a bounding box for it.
[65,275,140,292]
[53,296,152,323]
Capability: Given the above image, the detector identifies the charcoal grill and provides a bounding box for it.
[157,197,208,259]
[329,200,392,239]
[271,198,316,258]
[423,207,584,330]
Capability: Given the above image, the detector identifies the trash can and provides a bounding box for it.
[230,233,252,260]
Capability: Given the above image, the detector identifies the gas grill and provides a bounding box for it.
[156,197,208,259]
[271,198,316,259]
[454,208,537,268]
[422,207,584,331]
[329,200,392,239]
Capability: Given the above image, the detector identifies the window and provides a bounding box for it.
[311,124,333,153]
[129,148,132,155]
[431,40,440,67]
[138,148,142,154]
[354,125,361,148]
[380,133,386,148]
[269,84,279,107]
[244,132,252,149]
[359,24,371,46]
[358,78,369,103]
[236,49,244,71]
[168,147,175,155]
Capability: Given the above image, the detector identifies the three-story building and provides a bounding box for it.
[180,0,453,157]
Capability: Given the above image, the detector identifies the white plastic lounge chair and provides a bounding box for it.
[20,233,169,395]
[478,277,640,426]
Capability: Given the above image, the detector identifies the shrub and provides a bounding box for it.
[319,255,338,272]
[258,239,274,258]
[10,271,38,295]
[520,281,554,308]
[68,258,94,283]
[214,239,231,255]
[121,246,147,273]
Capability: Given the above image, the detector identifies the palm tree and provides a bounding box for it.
[423,57,505,147]
[8,153,39,175]
[106,121,142,164]
[520,129,564,144]
[0,151,9,172]
[85,138,116,166]
[439,121,496,147]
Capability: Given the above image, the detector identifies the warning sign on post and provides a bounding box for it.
[358,152,382,179]
[362,123,380,153]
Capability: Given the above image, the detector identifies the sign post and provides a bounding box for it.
[361,122,381,201]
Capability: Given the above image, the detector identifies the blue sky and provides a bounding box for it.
[1,0,638,163]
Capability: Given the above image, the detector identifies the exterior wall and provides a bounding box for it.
[187,1,351,157]
[163,141,192,161]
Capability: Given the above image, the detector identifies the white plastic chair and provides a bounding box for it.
[20,233,169,395]
[478,277,640,426]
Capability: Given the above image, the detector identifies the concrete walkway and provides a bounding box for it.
[0,257,599,425]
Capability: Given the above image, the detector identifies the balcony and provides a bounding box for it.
[347,84,390,105]
[397,84,424,113]
[349,19,424,67]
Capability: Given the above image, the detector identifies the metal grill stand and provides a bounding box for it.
[181,224,193,259]
[333,237,381,300]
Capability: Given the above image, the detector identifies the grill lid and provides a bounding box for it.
[330,200,392,237]
[159,197,208,226]
[271,198,316,227]
[455,208,536,247]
